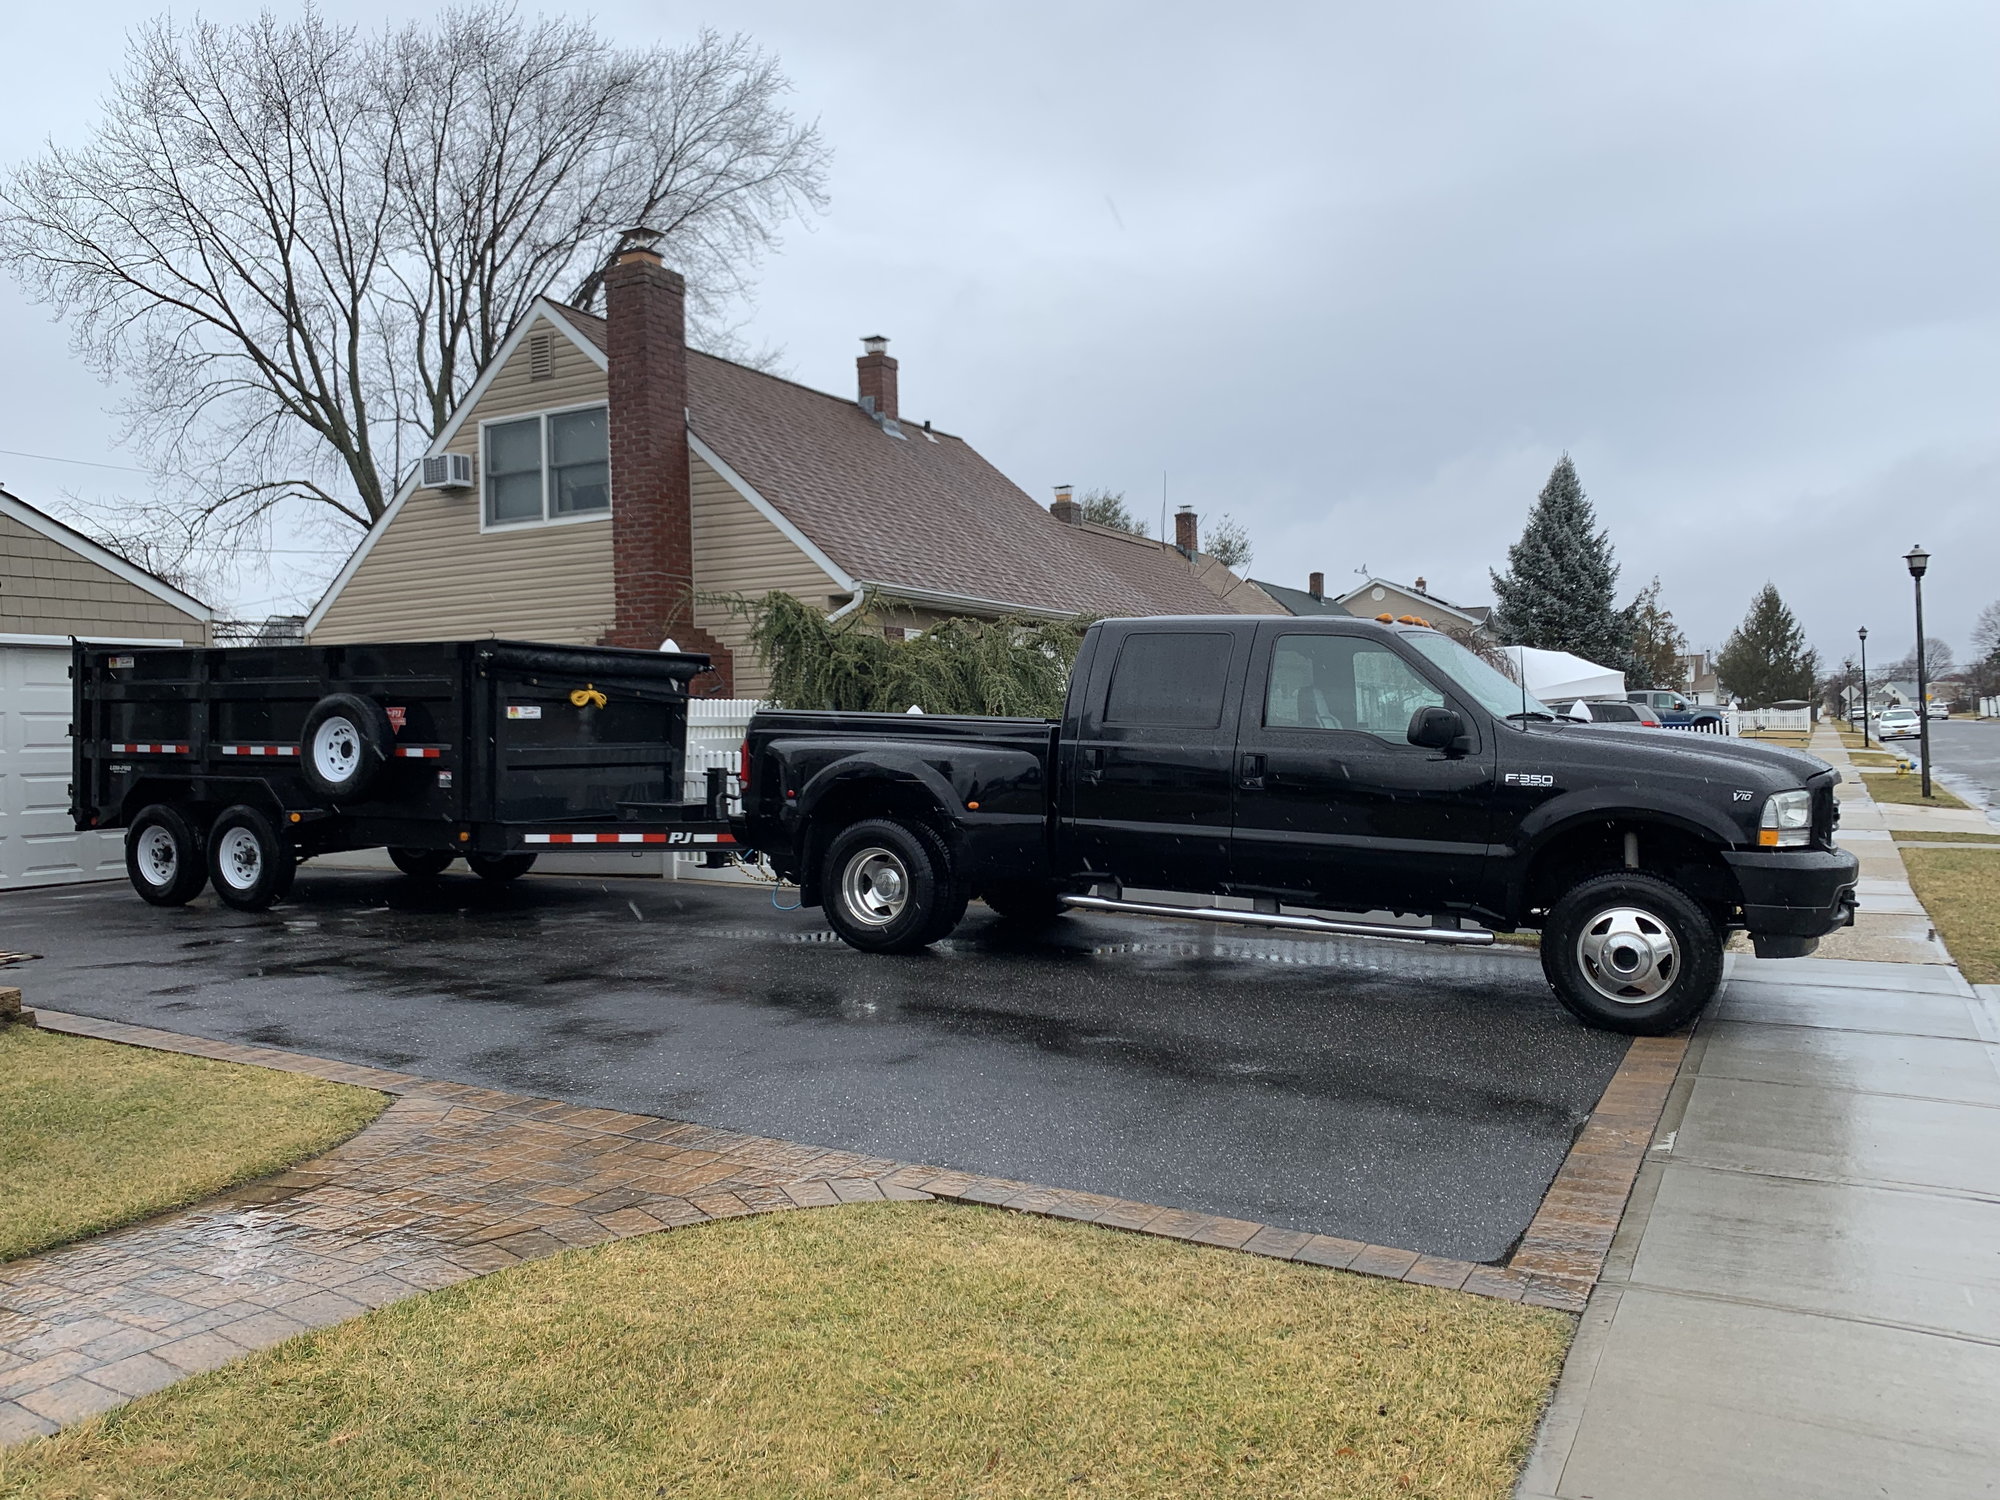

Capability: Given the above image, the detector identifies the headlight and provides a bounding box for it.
[1759,789,1812,848]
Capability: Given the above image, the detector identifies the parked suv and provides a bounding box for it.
[1628,689,1726,731]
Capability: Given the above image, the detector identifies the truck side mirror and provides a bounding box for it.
[1407,705,1466,752]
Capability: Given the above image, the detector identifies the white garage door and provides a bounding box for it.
[0,642,125,889]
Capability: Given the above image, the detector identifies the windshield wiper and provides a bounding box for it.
[1503,710,1558,722]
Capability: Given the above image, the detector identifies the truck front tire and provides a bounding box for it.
[822,818,965,953]
[207,805,297,912]
[1541,872,1722,1035]
[125,805,209,907]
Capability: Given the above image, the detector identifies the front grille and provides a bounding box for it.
[1813,781,1838,846]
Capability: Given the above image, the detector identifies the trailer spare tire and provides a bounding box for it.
[299,693,393,800]
[125,804,209,907]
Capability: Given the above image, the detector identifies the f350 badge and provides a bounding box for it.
[1504,772,1555,788]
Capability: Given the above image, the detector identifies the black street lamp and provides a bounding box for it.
[1857,626,1869,749]
[1905,545,1931,798]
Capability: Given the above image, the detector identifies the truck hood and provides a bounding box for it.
[1519,721,1835,787]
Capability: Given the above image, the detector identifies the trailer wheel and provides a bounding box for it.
[980,880,1070,924]
[388,847,456,878]
[467,852,537,884]
[300,693,393,800]
[822,818,961,954]
[125,805,209,907]
[1540,872,1722,1035]
[206,805,297,913]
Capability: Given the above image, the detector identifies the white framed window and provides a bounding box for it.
[480,404,610,529]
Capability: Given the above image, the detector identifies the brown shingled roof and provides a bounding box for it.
[553,302,1264,618]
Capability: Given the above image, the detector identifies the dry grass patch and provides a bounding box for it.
[1848,751,1907,768]
[0,1201,1571,1500]
[1864,775,1970,810]
[1903,850,2000,984]
[0,1027,385,1262]
[1896,830,2000,845]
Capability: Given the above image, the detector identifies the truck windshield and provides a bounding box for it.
[1403,632,1554,721]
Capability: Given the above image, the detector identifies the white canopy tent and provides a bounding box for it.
[1498,646,1625,703]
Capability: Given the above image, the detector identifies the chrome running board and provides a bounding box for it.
[1060,894,1497,946]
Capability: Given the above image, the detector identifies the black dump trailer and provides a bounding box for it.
[71,638,739,911]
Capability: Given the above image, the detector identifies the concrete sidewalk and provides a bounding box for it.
[1519,730,2000,1498]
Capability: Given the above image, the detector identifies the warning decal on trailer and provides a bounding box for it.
[506,704,542,720]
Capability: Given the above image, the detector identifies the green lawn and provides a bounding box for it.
[0,1027,386,1262]
[1864,775,1970,810]
[1904,850,2000,984]
[0,1202,1571,1500]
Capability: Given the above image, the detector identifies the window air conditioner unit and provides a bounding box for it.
[422,452,475,490]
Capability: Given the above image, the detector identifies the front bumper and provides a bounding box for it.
[1721,847,1861,938]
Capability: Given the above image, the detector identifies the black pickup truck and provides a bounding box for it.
[738,615,1858,1034]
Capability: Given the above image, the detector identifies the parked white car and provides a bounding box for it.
[1877,707,1922,738]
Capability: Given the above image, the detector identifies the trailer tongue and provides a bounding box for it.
[73,638,734,911]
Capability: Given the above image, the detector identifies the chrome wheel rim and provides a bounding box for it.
[311,716,361,785]
[1576,906,1680,1004]
[840,846,909,928]
[136,825,178,887]
[216,826,263,891]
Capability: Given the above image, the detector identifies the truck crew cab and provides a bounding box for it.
[739,616,1858,1035]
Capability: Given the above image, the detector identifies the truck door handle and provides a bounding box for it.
[1082,746,1105,784]
[1239,753,1266,790]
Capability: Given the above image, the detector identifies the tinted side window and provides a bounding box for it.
[1104,633,1232,727]
[1265,634,1445,742]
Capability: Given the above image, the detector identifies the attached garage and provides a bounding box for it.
[0,488,211,889]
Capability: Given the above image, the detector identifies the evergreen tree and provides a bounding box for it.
[1623,577,1689,690]
[1489,456,1630,667]
[1715,584,1821,707]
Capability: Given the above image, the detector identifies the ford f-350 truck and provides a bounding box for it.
[737,616,1858,1034]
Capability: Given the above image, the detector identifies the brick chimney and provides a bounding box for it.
[1414,576,1428,594]
[858,335,897,421]
[1050,484,1081,525]
[601,228,732,688]
[1174,505,1198,556]
[1309,571,1324,601]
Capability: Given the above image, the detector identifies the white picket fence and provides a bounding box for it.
[1981,696,2000,720]
[683,697,764,807]
[1666,706,1814,737]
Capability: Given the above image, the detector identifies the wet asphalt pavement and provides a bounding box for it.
[1922,719,2000,813]
[0,871,1629,1263]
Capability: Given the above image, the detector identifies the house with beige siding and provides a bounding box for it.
[0,488,212,644]
[1,487,212,889]
[306,232,1279,695]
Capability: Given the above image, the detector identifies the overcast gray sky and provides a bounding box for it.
[3,1,1994,666]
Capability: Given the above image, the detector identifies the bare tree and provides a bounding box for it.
[1203,513,1253,571]
[1,6,826,561]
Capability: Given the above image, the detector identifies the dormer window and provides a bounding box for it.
[482,406,609,527]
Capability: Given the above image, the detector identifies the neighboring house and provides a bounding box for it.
[1679,651,1722,704]
[1251,570,1493,633]
[0,487,213,890]
[1048,490,1282,618]
[1249,571,1349,617]
[1333,576,1491,632]
[307,232,1278,693]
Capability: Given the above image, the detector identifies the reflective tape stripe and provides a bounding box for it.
[521,832,735,846]
[394,747,444,758]
[219,745,298,757]
[110,743,189,754]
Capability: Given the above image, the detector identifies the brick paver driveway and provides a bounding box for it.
[0,869,1627,1264]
